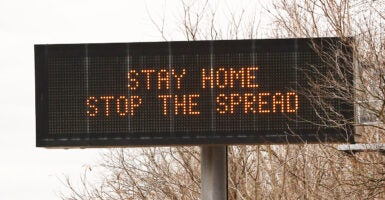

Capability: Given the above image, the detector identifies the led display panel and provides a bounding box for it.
[35,38,354,147]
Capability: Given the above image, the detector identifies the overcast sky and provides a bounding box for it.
[0,0,268,199]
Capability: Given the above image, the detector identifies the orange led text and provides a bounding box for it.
[86,95,142,117]
[216,92,299,114]
[202,67,258,89]
[128,68,186,90]
[158,94,200,115]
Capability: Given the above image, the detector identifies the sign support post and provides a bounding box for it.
[201,145,228,200]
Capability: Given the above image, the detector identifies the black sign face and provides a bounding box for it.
[35,38,354,147]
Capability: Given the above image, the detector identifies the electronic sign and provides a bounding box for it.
[35,38,354,147]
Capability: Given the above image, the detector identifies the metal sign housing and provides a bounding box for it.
[35,38,354,147]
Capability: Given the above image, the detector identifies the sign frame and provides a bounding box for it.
[35,38,354,148]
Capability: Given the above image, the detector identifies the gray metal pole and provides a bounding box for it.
[201,145,227,200]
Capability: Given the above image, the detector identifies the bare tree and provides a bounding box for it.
[62,0,385,199]
[268,0,385,198]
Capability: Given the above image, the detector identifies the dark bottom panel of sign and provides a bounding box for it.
[37,130,354,148]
